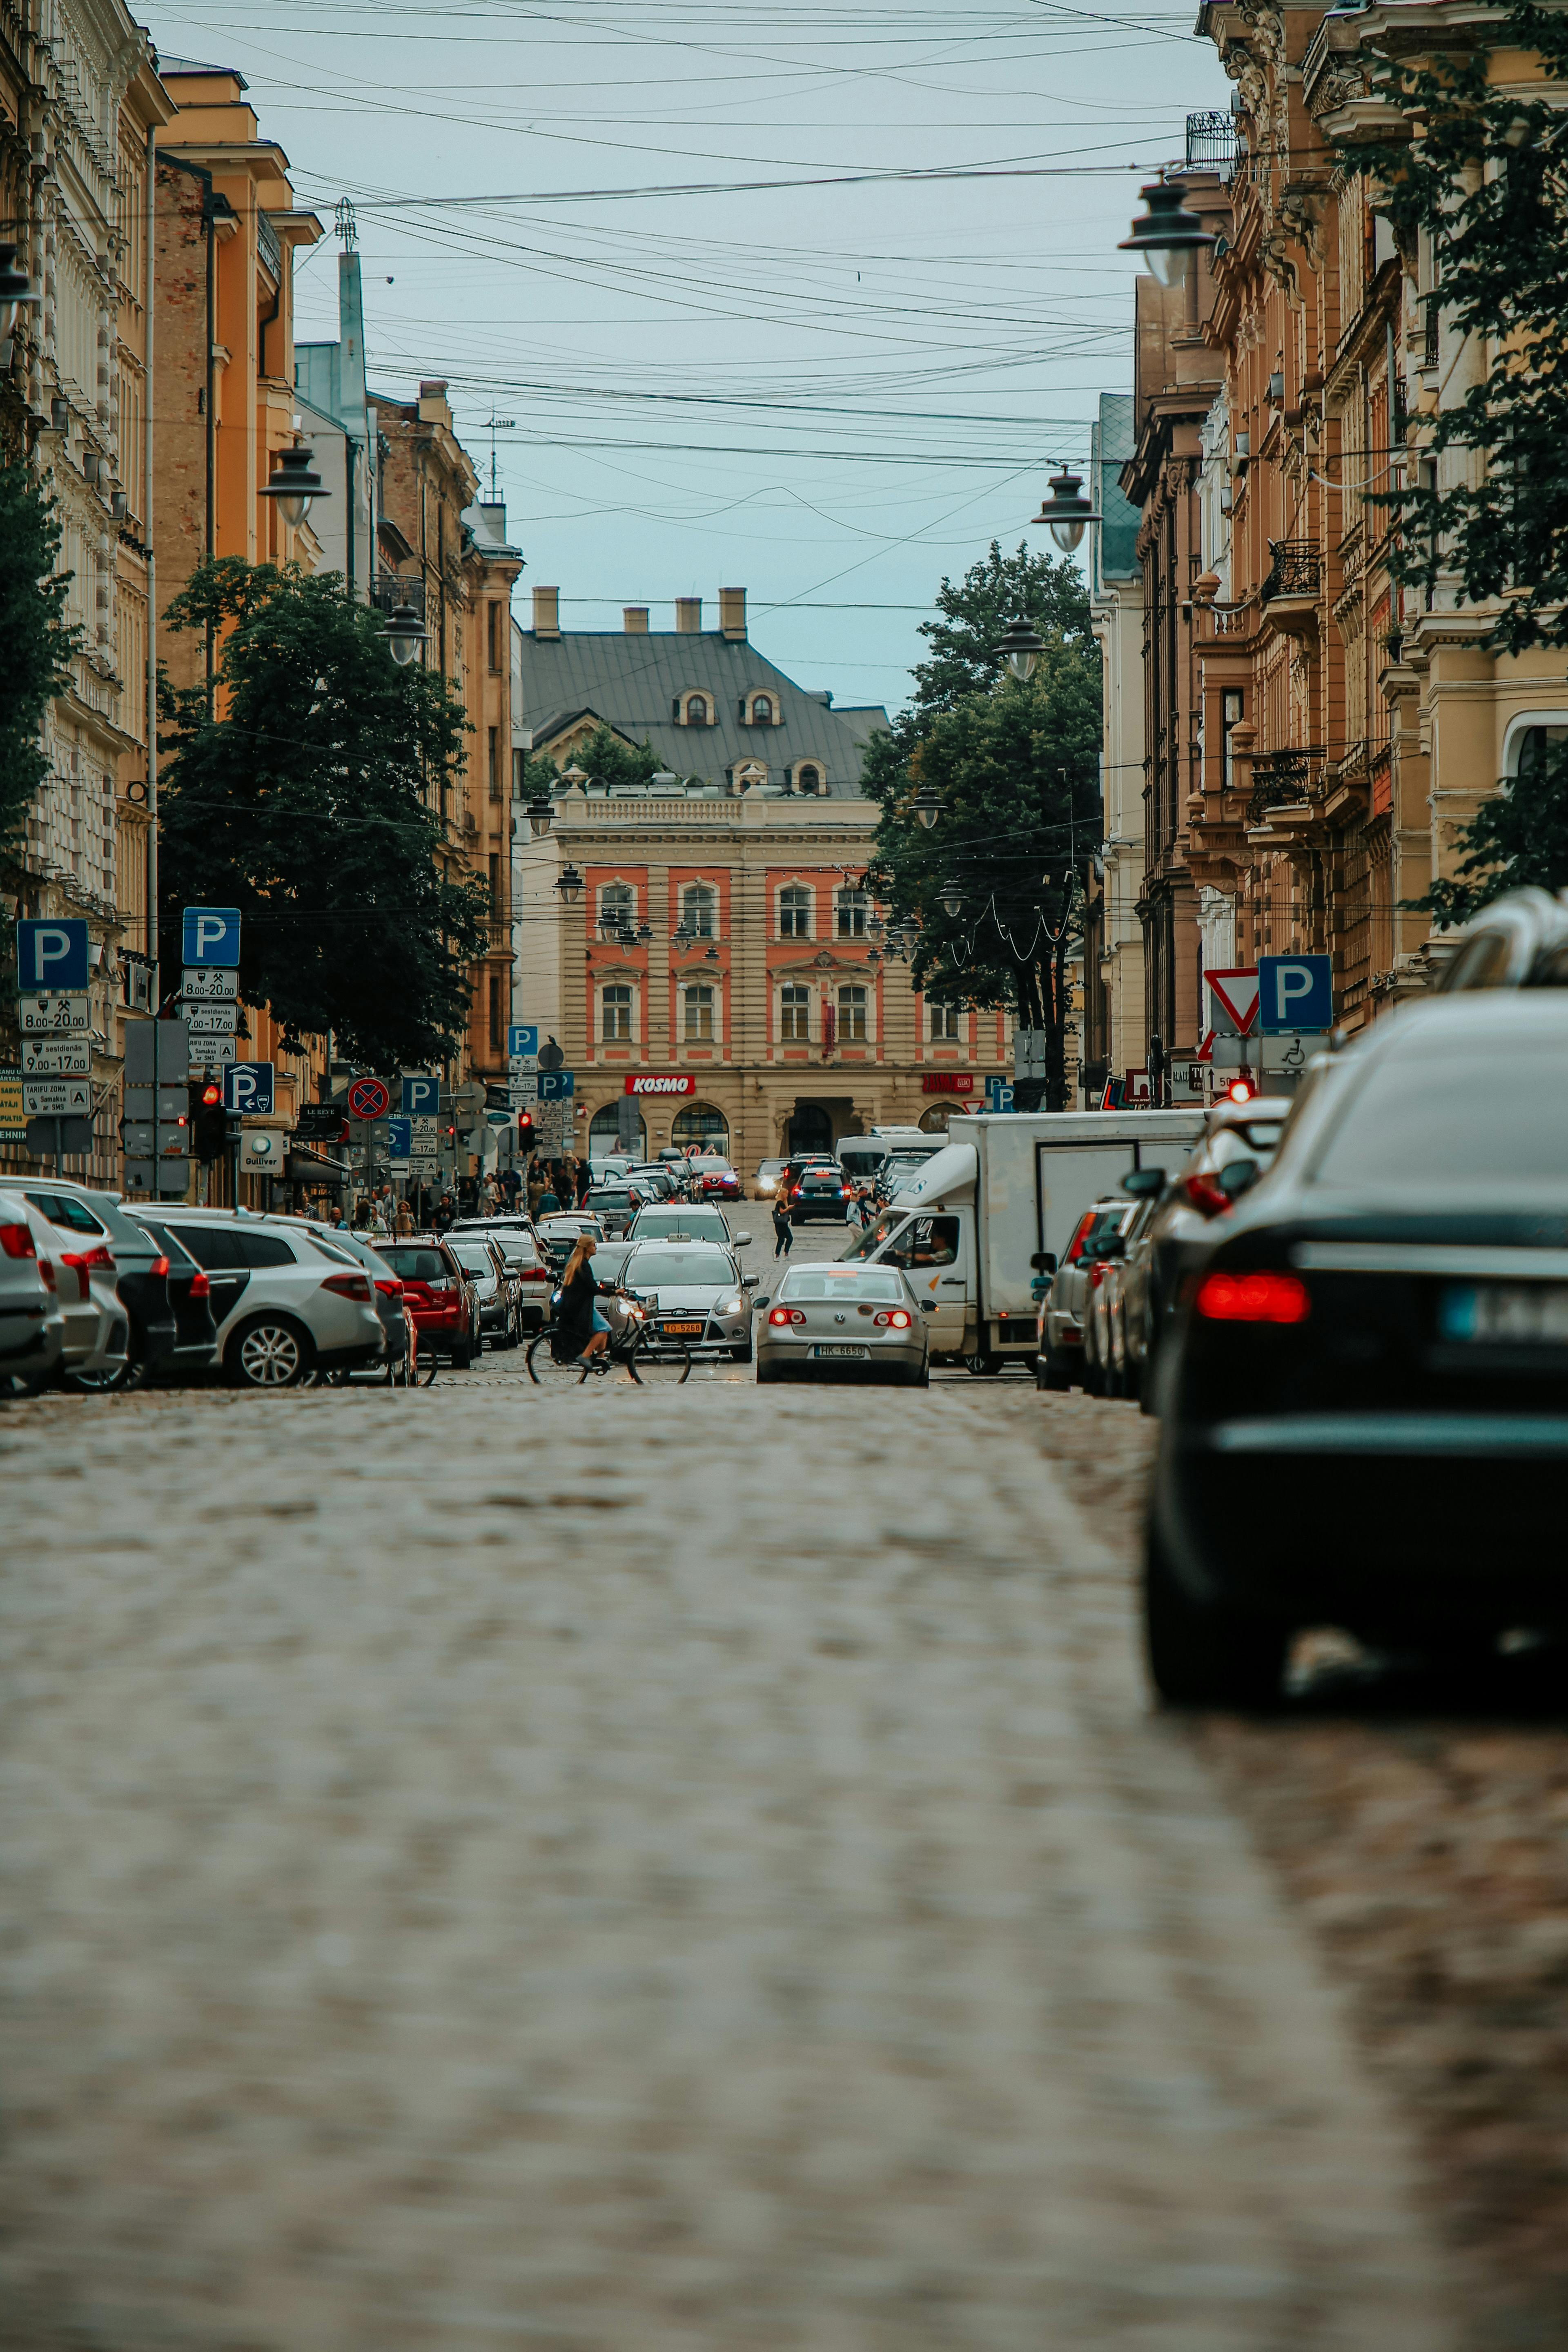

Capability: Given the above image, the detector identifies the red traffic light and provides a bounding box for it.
[200,1081,223,1107]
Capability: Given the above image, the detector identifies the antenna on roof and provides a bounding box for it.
[334,197,357,250]
[484,414,517,501]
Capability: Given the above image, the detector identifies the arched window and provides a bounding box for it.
[673,1102,729,1153]
[683,983,715,1041]
[751,693,773,724]
[601,984,633,1041]
[590,1102,645,1156]
[685,694,709,726]
[599,880,635,935]
[929,1001,961,1040]
[797,763,822,795]
[682,882,717,938]
[836,887,868,939]
[780,983,811,1041]
[779,883,811,939]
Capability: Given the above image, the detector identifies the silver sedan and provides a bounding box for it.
[755,1263,929,1386]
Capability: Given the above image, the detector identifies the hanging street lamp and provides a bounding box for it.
[997,615,1044,681]
[637,921,653,942]
[909,785,945,831]
[525,794,555,838]
[1118,176,1215,290]
[938,880,966,918]
[380,601,428,667]
[555,862,584,905]
[0,239,40,341]
[258,436,329,528]
[1030,467,1100,555]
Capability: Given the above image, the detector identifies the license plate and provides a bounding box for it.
[812,1343,869,1360]
[1439,1283,1568,1345]
[663,1320,704,1336]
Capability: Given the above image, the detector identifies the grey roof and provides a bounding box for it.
[513,624,888,795]
[1091,392,1140,588]
[156,56,249,85]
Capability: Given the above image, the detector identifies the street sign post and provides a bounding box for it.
[348,1076,390,1122]
[22,1076,91,1116]
[181,906,241,968]
[239,1131,287,1178]
[22,1034,91,1076]
[387,1116,412,1159]
[399,1074,440,1118]
[18,993,89,1034]
[180,966,237,1001]
[225,1062,275,1116]
[509,1071,539,1108]
[16,918,90,993]
[507,1023,539,1067]
[123,1021,192,1198]
[1257,953,1333,1034]
[985,1076,1016,1113]
[186,1002,238,1036]
[1205,968,1260,1036]
[538,1068,575,1102]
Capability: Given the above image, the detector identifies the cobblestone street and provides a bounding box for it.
[0,1337,1460,2352]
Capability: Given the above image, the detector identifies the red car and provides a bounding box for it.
[690,1156,741,1201]
[378,1234,483,1369]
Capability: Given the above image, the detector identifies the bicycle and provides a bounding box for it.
[526,1304,691,1388]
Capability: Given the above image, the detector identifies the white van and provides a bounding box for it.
[837,1125,947,1187]
[840,1110,1207,1372]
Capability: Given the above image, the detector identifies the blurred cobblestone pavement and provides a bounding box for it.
[0,1369,1456,2352]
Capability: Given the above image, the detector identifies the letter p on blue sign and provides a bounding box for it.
[1258,953,1333,1033]
[182,906,242,967]
[17,918,90,991]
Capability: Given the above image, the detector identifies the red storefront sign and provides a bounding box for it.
[624,1074,697,1096]
[922,1072,974,1095]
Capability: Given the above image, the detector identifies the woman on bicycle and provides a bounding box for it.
[556,1232,616,1368]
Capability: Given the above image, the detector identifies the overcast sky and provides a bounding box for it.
[138,0,1227,712]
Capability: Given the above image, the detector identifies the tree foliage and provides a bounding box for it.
[1335,8,1568,909]
[866,546,1102,1111]
[0,458,81,849]
[157,557,492,1070]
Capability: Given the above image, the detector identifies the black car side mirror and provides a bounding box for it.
[1121,1166,1165,1197]
[1216,1158,1260,1200]
[754,1296,770,1312]
[1030,1250,1058,1274]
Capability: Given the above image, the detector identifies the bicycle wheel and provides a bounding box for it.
[526,1326,589,1388]
[626,1325,691,1386]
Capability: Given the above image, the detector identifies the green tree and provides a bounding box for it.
[157,557,492,1070]
[1334,7,1568,909]
[906,539,1095,717]
[0,458,81,848]
[867,637,1101,1113]
[526,724,684,800]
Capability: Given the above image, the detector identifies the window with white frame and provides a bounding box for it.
[796,763,823,795]
[682,881,717,938]
[779,883,811,939]
[599,880,636,933]
[750,692,773,724]
[684,983,716,1041]
[685,693,709,726]
[780,982,811,1041]
[601,984,633,1042]
[929,1000,962,1040]
[836,887,868,939]
[837,984,868,1042]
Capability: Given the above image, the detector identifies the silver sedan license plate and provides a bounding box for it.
[813,1343,869,1360]
[1440,1283,1568,1345]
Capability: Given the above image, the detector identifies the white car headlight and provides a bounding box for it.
[717,1295,742,1316]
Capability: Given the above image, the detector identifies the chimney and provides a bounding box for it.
[532,585,560,639]
[719,586,746,641]
[623,606,649,634]
[416,378,450,425]
[675,596,702,633]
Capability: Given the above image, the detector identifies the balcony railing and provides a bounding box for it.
[370,572,426,620]
[1261,540,1321,603]
[1186,111,1238,171]
[1245,747,1322,827]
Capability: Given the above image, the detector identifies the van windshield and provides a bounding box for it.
[840,1213,958,1269]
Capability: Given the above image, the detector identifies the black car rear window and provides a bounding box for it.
[381,1247,450,1281]
[1312,1048,1568,1189]
[24,1189,107,1235]
[163,1225,299,1271]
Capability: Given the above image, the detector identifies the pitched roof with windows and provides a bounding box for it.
[513,619,887,796]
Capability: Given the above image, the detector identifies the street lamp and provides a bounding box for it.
[555,862,584,904]
[1030,467,1100,555]
[380,601,427,667]
[0,239,40,339]
[938,879,965,918]
[258,436,328,528]
[1118,177,1215,290]
[997,614,1043,681]
[525,794,555,838]
[637,921,653,942]
[910,785,945,831]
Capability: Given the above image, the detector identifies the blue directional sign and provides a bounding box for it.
[985,1077,1016,1113]
[387,1116,412,1159]
[538,1068,575,1100]
[1258,953,1333,1034]
[183,906,242,967]
[400,1074,441,1117]
[224,1060,274,1115]
[16,917,90,992]
[508,1023,539,1062]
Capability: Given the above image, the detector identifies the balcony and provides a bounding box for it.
[1245,748,1322,831]
[1260,539,1321,637]
[1185,111,1237,172]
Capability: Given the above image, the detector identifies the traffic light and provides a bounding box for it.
[517,1110,535,1149]
[190,1078,227,1160]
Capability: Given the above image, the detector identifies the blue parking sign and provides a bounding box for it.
[508,1024,539,1062]
[387,1116,412,1158]
[224,1061,274,1115]
[183,906,242,967]
[986,1077,1016,1113]
[400,1074,440,1117]
[16,917,90,991]
[539,1069,575,1100]
[1258,954,1333,1033]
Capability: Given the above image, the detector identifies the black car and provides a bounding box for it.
[1144,995,1568,1708]
[786,1163,851,1223]
[129,1215,221,1384]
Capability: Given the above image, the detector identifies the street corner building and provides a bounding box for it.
[509,589,1014,1167]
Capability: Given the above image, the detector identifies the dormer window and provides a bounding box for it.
[797,763,822,795]
[677,692,710,726]
[744,692,774,725]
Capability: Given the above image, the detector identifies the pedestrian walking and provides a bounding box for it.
[575,1158,592,1207]
[394,1197,415,1238]
[771,1198,793,1258]
[432,1190,456,1232]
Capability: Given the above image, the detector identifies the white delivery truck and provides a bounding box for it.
[836,1125,947,1187]
[840,1109,1207,1372]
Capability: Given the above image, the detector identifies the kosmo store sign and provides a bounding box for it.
[922,1072,974,1096]
[624,1074,697,1097]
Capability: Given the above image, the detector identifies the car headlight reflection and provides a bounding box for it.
[717,1296,742,1315]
